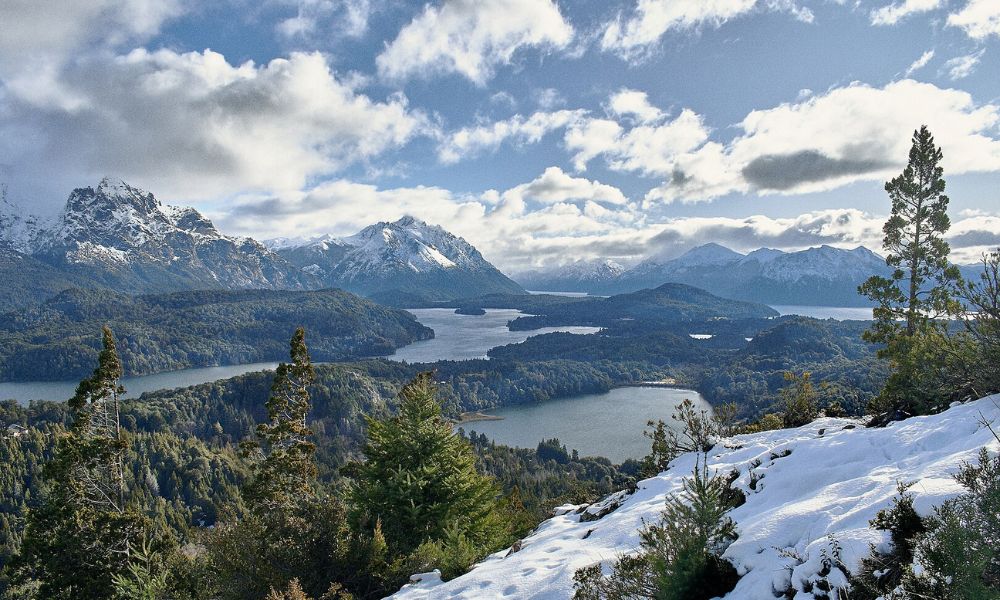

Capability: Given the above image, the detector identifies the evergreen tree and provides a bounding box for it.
[9,326,146,599]
[781,372,818,428]
[348,373,504,557]
[859,126,960,418]
[244,327,317,513]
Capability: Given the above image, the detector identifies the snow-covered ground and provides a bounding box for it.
[390,396,1000,599]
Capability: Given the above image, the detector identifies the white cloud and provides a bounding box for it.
[601,0,813,60]
[0,0,185,107]
[438,109,585,164]
[948,0,1000,39]
[942,49,986,80]
[870,0,943,26]
[376,0,573,85]
[565,104,711,175]
[642,80,1000,203]
[500,167,629,208]
[608,88,663,123]
[275,0,374,40]
[0,49,427,203]
[904,49,935,76]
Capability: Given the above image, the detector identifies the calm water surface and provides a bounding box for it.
[389,308,601,363]
[462,386,710,463]
[771,305,874,320]
[0,362,280,404]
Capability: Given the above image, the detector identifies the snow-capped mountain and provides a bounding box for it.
[8,178,315,294]
[515,259,627,292]
[0,187,42,254]
[276,216,525,301]
[391,395,1000,599]
[587,244,894,306]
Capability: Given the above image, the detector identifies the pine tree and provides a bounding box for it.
[859,126,960,418]
[9,326,145,599]
[244,327,317,513]
[348,373,504,557]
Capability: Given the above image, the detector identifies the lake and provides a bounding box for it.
[0,361,280,404]
[771,305,874,320]
[1,308,601,404]
[460,386,710,463]
[388,308,601,363]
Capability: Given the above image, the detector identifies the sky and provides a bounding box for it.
[1,0,999,272]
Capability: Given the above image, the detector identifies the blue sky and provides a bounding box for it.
[1,0,999,271]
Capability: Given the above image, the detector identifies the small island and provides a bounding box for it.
[454,411,504,424]
[455,306,487,316]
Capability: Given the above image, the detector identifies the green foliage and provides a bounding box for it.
[573,458,740,600]
[852,483,928,599]
[900,447,1000,598]
[956,250,1000,399]
[859,126,961,420]
[781,372,818,428]
[7,327,148,599]
[244,328,318,513]
[112,536,170,600]
[639,399,737,478]
[203,495,365,600]
[348,373,506,558]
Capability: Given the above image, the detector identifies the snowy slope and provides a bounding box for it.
[390,396,1000,600]
[515,259,627,291]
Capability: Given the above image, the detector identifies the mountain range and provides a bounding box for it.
[0,179,524,309]
[518,243,896,306]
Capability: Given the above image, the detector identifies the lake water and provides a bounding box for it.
[0,362,280,404]
[388,308,601,363]
[460,386,710,463]
[771,305,874,320]
[2,308,601,404]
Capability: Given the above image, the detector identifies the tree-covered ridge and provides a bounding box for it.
[0,287,433,382]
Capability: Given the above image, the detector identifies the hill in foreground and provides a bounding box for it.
[391,395,1000,599]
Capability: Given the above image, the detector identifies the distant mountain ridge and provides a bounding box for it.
[521,243,898,306]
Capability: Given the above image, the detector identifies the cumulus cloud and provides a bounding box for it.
[948,0,1000,39]
[870,0,943,26]
[942,50,986,80]
[438,109,585,163]
[499,167,629,209]
[0,49,427,204]
[642,80,1000,203]
[601,0,813,60]
[565,106,710,175]
[904,49,935,76]
[376,0,573,85]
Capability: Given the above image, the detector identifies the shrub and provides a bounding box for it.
[573,458,740,600]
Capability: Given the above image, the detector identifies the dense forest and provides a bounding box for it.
[0,288,432,382]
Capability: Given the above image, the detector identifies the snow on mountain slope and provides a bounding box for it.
[390,396,1000,600]
[0,188,42,253]
[277,216,525,300]
[515,259,626,291]
[21,177,314,291]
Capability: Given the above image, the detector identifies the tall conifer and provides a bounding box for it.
[244,327,317,513]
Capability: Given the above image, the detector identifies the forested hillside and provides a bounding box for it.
[0,288,432,381]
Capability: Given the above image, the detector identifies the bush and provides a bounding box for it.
[900,447,1000,598]
[639,399,737,478]
[573,458,740,600]
[851,483,927,599]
